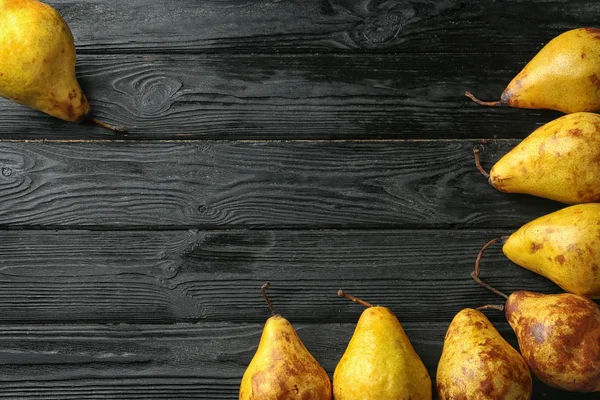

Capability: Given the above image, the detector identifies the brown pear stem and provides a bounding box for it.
[477,304,505,312]
[337,289,373,308]
[471,237,510,300]
[473,145,490,179]
[261,282,276,316]
[91,117,128,134]
[465,91,502,107]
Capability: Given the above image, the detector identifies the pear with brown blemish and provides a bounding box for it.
[0,0,126,132]
[436,308,532,399]
[466,28,600,113]
[472,274,600,392]
[239,283,332,400]
[475,203,600,299]
[333,290,431,400]
[475,112,600,204]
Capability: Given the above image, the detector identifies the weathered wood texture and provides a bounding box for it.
[0,53,564,139]
[46,0,600,54]
[0,323,594,399]
[0,229,582,324]
[0,140,564,229]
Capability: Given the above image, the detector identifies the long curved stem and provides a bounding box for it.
[465,91,502,107]
[471,237,510,300]
[91,117,128,134]
[261,282,276,316]
[473,145,490,179]
[477,304,505,312]
[338,289,373,308]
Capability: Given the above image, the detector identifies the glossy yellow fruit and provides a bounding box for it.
[506,291,600,392]
[0,0,124,131]
[0,0,89,121]
[502,203,600,298]
[239,283,331,400]
[467,28,600,113]
[334,291,431,400]
[437,308,532,400]
[488,112,600,204]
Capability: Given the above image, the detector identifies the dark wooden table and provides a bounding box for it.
[1,0,599,398]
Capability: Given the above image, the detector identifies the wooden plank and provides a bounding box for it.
[0,53,563,140]
[45,0,600,55]
[0,322,593,399]
[0,229,583,324]
[0,140,564,229]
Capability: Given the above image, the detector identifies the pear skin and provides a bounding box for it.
[467,28,600,113]
[501,203,600,298]
[0,0,125,132]
[239,283,332,400]
[486,112,600,204]
[333,291,431,400]
[505,291,600,392]
[437,308,532,400]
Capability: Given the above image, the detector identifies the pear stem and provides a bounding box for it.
[261,282,277,316]
[473,145,490,179]
[91,117,128,134]
[477,304,505,312]
[465,91,502,107]
[338,289,373,308]
[471,237,510,300]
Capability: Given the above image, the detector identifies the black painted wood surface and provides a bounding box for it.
[0,0,599,398]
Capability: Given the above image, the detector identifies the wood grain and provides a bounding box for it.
[44,0,600,55]
[0,53,564,139]
[0,229,581,324]
[0,140,565,229]
[0,322,593,399]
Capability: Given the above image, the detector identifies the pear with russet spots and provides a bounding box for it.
[437,308,532,399]
[466,28,600,113]
[239,283,331,400]
[475,112,600,204]
[475,203,600,299]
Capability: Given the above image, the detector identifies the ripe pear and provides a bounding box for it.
[504,291,600,392]
[333,290,431,400]
[466,28,600,113]
[474,203,600,299]
[0,0,125,132]
[239,283,332,400]
[475,112,600,204]
[437,308,532,399]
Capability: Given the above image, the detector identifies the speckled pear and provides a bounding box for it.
[466,28,600,113]
[239,283,332,400]
[437,308,532,399]
[333,290,431,400]
[0,0,125,132]
[475,204,600,299]
[476,112,600,204]
[504,291,600,392]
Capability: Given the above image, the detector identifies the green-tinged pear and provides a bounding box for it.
[333,290,431,400]
[437,308,532,399]
[466,28,600,113]
[239,283,332,400]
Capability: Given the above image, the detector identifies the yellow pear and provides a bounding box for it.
[475,112,600,204]
[333,290,431,400]
[0,0,125,132]
[472,269,600,393]
[437,308,532,399]
[474,203,600,299]
[466,28,600,113]
[239,283,332,400]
